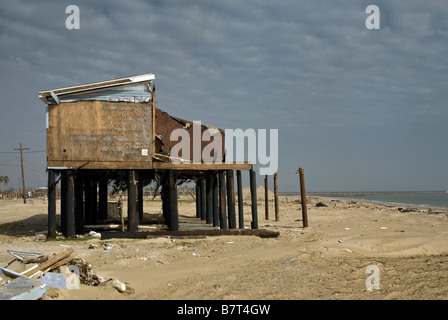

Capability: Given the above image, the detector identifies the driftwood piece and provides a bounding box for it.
[101,228,280,240]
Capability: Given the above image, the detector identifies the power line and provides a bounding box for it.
[0,149,46,154]
[0,157,18,164]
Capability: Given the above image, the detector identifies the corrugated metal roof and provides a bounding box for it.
[38,73,155,104]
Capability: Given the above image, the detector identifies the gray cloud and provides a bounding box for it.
[0,0,447,191]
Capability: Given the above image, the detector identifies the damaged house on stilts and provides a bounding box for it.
[38,73,262,238]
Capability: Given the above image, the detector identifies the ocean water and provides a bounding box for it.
[324,192,448,210]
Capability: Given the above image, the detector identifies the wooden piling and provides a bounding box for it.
[83,176,91,225]
[90,178,98,225]
[84,175,98,225]
[200,178,206,221]
[227,170,236,229]
[212,173,219,227]
[61,170,75,238]
[250,169,258,229]
[99,178,108,221]
[299,167,308,227]
[127,170,138,232]
[206,174,213,224]
[47,170,57,239]
[168,170,179,231]
[195,181,201,219]
[66,171,76,238]
[161,172,169,225]
[219,171,227,229]
[264,175,269,220]
[274,172,279,221]
[236,170,244,229]
[60,171,67,235]
[74,173,84,234]
[137,176,144,222]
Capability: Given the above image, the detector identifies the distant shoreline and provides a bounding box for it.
[279,191,448,211]
[280,191,447,197]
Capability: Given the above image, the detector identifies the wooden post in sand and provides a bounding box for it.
[74,173,84,234]
[61,170,75,238]
[99,178,108,222]
[264,175,269,220]
[195,180,201,219]
[219,171,227,229]
[299,168,308,227]
[274,172,279,221]
[127,170,138,232]
[250,169,258,229]
[201,178,206,221]
[212,173,219,227]
[137,177,144,222]
[206,173,213,224]
[168,170,179,231]
[236,170,244,229]
[227,170,236,229]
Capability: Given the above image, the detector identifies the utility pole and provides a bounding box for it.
[14,141,30,204]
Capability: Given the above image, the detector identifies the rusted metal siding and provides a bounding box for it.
[47,100,153,169]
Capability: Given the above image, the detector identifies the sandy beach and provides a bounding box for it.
[1,189,447,300]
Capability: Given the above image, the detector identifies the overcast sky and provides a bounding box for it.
[0,0,447,192]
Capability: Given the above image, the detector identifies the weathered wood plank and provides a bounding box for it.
[47,160,153,170]
[47,161,253,171]
[22,248,74,277]
[47,100,153,167]
[152,162,252,171]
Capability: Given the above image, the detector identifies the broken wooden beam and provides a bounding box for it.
[22,248,74,278]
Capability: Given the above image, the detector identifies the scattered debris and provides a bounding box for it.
[99,278,134,294]
[0,267,47,300]
[315,202,328,208]
[69,256,104,286]
[4,247,133,296]
[87,231,101,238]
[40,272,67,290]
[35,233,47,241]
[21,248,74,278]
[5,249,47,267]
[284,258,298,264]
